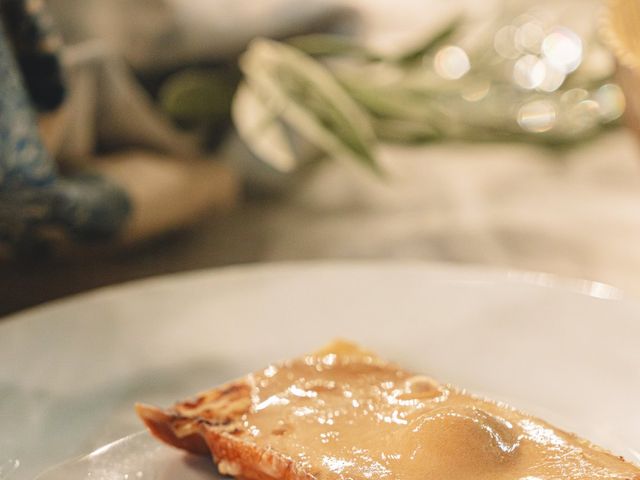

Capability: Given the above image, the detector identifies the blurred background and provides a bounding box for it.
[2,0,640,316]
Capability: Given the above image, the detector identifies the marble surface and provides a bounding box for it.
[3,129,640,315]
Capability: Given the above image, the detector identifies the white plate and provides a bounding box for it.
[1,261,639,480]
[34,432,213,480]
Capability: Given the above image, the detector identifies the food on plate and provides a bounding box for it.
[137,341,640,479]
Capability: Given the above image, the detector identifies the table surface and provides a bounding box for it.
[3,129,640,316]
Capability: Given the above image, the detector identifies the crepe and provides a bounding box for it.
[137,341,640,480]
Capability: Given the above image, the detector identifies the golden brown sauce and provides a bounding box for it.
[230,348,639,480]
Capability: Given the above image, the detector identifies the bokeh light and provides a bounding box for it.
[515,21,545,53]
[494,25,521,59]
[462,80,491,102]
[561,88,589,105]
[594,84,625,122]
[581,45,616,79]
[542,27,582,74]
[537,62,565,92]
[513,55,546,89]
[434,46,471,80]
[517,100,557,132]
[570,99,600,131]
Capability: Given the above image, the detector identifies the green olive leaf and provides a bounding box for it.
[394,16,463,65]
[236,38,381,176]
[231,82,299,173]
[286,33,381,60]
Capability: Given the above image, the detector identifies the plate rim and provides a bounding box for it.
[4,260,640,480]
[0,260,628,326]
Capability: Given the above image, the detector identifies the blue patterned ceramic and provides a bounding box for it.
[3,0,67,111]
[0,2,131,255]
[0,20,56,190]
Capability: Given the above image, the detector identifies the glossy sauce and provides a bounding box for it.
[233,349,638,480]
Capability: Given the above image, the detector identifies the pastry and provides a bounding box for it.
[137,341,640,480]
